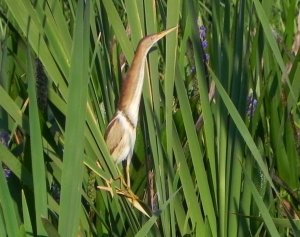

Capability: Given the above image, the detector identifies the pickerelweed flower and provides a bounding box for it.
[247,94,258,117]
[3,167,11,178]
[0,130,9,147]
[199,25,209,63]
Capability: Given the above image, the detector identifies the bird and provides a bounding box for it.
[104,26,177,188]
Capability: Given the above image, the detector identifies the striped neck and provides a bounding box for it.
[116,27,177,127]
[118,45,148,127]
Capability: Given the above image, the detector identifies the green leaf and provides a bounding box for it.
[21,191,33,236]
[135,189,180,237]
[210,68,276,190]
[245,174,280,237]
[58,1,90,237]
[42,217,61,237]
[0,162,20,237]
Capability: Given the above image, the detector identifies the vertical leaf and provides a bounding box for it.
[58,1,90,236]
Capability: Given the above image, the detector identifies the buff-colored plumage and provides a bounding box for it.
[105,27,177,187]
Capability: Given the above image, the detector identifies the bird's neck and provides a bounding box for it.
[118,47,147,127]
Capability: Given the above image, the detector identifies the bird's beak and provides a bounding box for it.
[152,26,178,42]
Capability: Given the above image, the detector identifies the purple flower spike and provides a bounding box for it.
[247,95,258,117]
[198,25,209,63]
[199,25,206,39]
[205,53,210,62]
[0,131,10,147]
[4,167,11,178]
[202,39,208,49]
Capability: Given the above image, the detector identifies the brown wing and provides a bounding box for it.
[104,116,125,155]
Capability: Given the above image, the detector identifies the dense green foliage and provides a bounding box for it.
[0,0,300,236]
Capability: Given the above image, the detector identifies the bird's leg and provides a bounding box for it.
[126,158,131,188]
[111,165,128,189]
[113,174,127,188]
[97,160,126,188]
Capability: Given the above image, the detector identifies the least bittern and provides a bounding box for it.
[104,27,177,187]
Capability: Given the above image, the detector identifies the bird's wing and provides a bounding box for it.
[104,116,125,155]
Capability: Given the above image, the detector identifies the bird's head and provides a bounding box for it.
[138,26,178,53]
